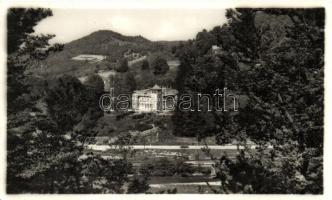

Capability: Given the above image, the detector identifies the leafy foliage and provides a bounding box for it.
[7,8,53,54]
[109,72,137,96]
[173,8,324,193]
[115,58,129,73]
[7,8,147,194]
[141,59,150,71]
[151,56,170,75]
[84,74,105,94]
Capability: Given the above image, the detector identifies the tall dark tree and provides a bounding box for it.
[7,8,52,54]
[152,56,169,75]
[109,72,136,96]
[84,74,105,94]
[115,58,129,73]
[173,8,324,194]
[7,8,145,194]
[141,59,150,71]
[7,8,60,193]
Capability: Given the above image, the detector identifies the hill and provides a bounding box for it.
[63,30,152,58]
[36,30,178,77]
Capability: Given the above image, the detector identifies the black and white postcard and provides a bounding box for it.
[0,0,331,199]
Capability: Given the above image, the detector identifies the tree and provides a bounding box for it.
[7,8,53,54]
[151,56,169,75]
[132,57,154,89]
[7,8,145,194]
[108,72,136,111]
[141,59,150,71]
[45,75,101,132]
[214,8,324,194]
[127,176,150,194]
[115,58,129,72]
[6,8,61,193]
[109,72,136,96]
[84,74,105,94]
[173,8,324,194]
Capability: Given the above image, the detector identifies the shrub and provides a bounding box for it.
[115,58,129,72]
[151,57,169,75]
[134,123,153,132]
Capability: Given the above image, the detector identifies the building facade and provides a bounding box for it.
[132,84,178,112]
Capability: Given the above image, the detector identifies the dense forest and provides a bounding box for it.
[7,8,149,193]
[173,8,324,193]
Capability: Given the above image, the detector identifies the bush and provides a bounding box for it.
[141,59,150,71]
[132,113,146,120]
[140,158,195,177]
[134,123,153,132]
[84,74,104,94]
[116,112,132,121]
[115,58,129,72]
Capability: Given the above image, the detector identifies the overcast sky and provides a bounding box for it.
[34,9,227,43]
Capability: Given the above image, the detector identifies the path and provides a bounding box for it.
[86,144,272,151]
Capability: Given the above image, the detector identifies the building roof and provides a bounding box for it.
[151,84,162,90]
[133,85,178,96]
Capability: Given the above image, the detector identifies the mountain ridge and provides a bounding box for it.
[38,29,180,77]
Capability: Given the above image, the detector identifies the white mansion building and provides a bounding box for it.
[132,84,178,112]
